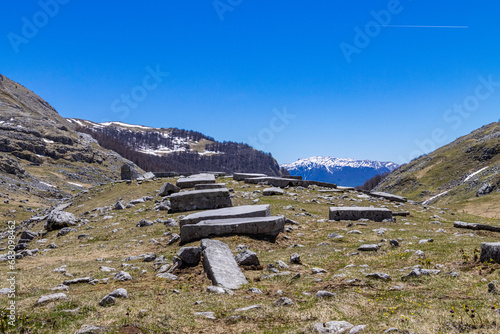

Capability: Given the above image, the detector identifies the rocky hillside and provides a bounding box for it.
[69,119,286,177]
[0,74,142,206]
[376,122,500,216]
[282,156,398,187]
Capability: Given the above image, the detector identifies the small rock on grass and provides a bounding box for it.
[37,293,68,305]
[273,297,294,307]
[313,320,353,333]
[316,291,335,298]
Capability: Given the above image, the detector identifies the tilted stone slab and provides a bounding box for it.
[329,207,392,222]
[181,216,285,244]
[201,239,248,289]
[244,177,299,188]
[455,221,500,233]
[480,242,500,263]
[169,189,232,213]
[179,204,271,227]
[369,191,407,203]
[194,183,227,190]
[176,173,216,189]
[233,173,267,181]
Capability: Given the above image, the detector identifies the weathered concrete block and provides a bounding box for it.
[201,239,248,289]
[169,189,232,213]
[480,242,500,263]
[329,207,392,222]
[179,204,271,227]
[233,173,267,181]
[176,173,215,189]
[180,216,285,244]
[194,183,226,190]
[369,191,407,203]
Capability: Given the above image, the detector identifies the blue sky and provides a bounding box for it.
[1,0,499,165]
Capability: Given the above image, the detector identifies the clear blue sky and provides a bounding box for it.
[1,1,499,165]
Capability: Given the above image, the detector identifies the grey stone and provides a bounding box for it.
[349,325,367,334]
[156,273,178,280]
[365,272,391,281]
[63,277,94,285]
[121,164,142,180]
[77,234,90,239]
[234,304,262,312]
[245,176,298,188]
[143,253,157,262]
[316,290,335,298]
[290,253,301,264]
[159,182,180,196]
[114,201,126,210]
[0,288,11,295]
[176,173,216,189]
[384,328,399,333]
[169,189,232,213]
[248,288,263,294]
[477,183,494,197]
[20,230,38,241]
[113,271,132,281]
[194,183,227,190]
[136,219,154,227]
[313,321,353,333]
[263,187,285,196]
[329,207,392,222]
[480,242,500,263]
[181,216,285,244]
[100,266,116,272]
[389,240,399,247]
[99,295,115,307]
[37,293,68,305]
[57,227,77,237]
[488,282,497,294]
[51,284,69,291]
[312,268,327,274]
[233,173,267,181]
[273,297,295,306]
[14,243,28,251]
[369,191,407,203]
[75,325,105,334]
[328,233,344,239]
[195,311,216,319]
[235,250,260,266]
[455,221,500,233]
[46,211,77,231]
[177,247,201,267]
[402,268,440,280]
[357,244,380,252]
[167,233,180,245]
[206,285,227,294]
[200,239,248,289]
[180,204,271,227]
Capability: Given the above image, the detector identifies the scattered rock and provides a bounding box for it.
[46,211,77,231]
[290,253,301,264]
[235,250,260,266]
[113,271,132,281]
[313,320,353,333]
[316,290,335,298]
[37,293,68,305]
[273,297,295,307]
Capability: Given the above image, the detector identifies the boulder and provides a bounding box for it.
[200,239,248,289]
[57,227,77,237]
[37,293,68,305]
[180,216,285,244]
[176,173,215,189]
[177,247,201,267]
[263,187,285,196]
[235,250,260,266]
[329,207,392,222]
[121,164,142,180]
[180,204,271,227]
[159,182,180,196]
[46,211,77,231]
[169,189,232,213]
[20,230,38,241]
[480,242,500,263]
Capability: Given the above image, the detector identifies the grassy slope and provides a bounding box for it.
[1,178,500,333]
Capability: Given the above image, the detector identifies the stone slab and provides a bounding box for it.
[369,191,407,203]
[480,242,500,263]
[329,207,392,222]
[181,216,285,244]
[179,204,271,227]
[194,183,227,190]
[201,239,248,289]
[244,177,299,188]
[169,189,232,213]
[176,173,216,189]
[454,221,500,233]
[233,173,268,181]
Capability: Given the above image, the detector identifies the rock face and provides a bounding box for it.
[169,189,232,213]
[179,204,271,227]
[180,216,285,244]
[176,173,216,189]
[480,242,500,263]
[329,207,392,222]
[200,239,248,289]
[46,211,77,231]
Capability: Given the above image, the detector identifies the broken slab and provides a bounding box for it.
[454,221,500,233]
[179,204,271,227]
[194,183,227,190]
[176,173,216,189]
[369,191,407,203]
[233,173,267,181]
[180,216,285,244]
[169,189,232,213]
[480,242,500,263]
[329,207,392,222]
[200,239,248,289]
[244,176,299,188]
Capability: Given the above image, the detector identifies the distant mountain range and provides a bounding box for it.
[281,156,399,187]
[69,119,287,176]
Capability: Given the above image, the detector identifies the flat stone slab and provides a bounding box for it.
[169,189,232,213]
[480,242,500,263]
[176,173,216,189]
[369,191,407,203]
[263,187,285,196]
[455,221,500,233]
[329,207,392,222]
[181,216,285,244]
[244,176,299,188]
[179,204,271,227]
[201,239,248,289]
[194,183,227,190]
[233,173,268,181]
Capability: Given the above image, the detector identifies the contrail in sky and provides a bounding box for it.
[384,25,469,29]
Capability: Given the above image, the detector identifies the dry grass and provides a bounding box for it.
[1,177,500,333]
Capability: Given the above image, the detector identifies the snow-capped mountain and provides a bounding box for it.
[281,156,399,187]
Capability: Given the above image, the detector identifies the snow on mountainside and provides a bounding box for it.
[282,156,399,187]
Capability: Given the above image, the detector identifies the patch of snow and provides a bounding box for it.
[43,138,54,144]
[464,166,489,182]
[422,190,449,206]
[68,182,84,188]
[40,181,56,188]
[282,156,399,172]
[100,121,153,130]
